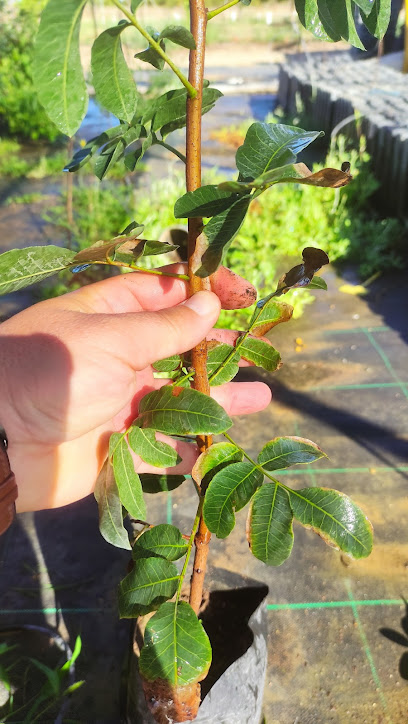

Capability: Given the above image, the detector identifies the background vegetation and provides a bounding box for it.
[0,0,406,325]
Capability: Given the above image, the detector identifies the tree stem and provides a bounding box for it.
[110,0,196,97]
[186,0,212,617]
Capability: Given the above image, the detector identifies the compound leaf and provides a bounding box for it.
[248,483,294,565]
[33,0,88,135]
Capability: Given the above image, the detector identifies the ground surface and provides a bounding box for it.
[0,40,407,724]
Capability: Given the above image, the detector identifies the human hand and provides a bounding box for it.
[0,265,271,512]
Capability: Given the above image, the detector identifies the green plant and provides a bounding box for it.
[0,635,84,722]
[0,1,391,721]
[0,138,68,178]
[0,0,60,141]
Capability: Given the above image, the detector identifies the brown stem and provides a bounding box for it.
[186,0,212,616]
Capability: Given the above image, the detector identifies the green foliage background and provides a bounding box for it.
[0,0,60,140]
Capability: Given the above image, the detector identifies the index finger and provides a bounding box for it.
[54,263,256,314]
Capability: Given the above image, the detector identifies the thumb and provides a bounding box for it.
[101,291,221,370]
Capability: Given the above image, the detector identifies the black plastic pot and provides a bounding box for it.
[126,569,268,724]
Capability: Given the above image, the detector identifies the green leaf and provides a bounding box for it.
[203,462,264,538]
[120,221,145,237]
[128,427,181,468]
[258,436,326,472]
[222,163,351,192]
[249,163,306,188]
[135,386,232,435]
[353,0,373,12]
[94,138,125,180]
[112,434,146,520]
[217,180,252,194]
[141,239,179,256]
[248,483,294,565]
[288,487,373,559]
[143,88,186,124]
[159,25,196,49]
[131,0,144,9]
[236,123,324,181]
[174,186,238,219]
[118,555,179,617]
[294,0,334,40]
[151,87,222,138]
[29,659,60,696]
[153,355,181,373]
[237,336,281,372]
[0,246,76,296]
[192,442,242,486]
[94,455,131,550]
[249,298,293,336]
[33,0,88,136]
[140,473,186,494]
[135,27,166,70]
[134,524,188,561]
[360,0,391,39]
[320,0,365,48]
[124,132,153,171]
[139,601,212,685]
[295,0,365,48]
[91,23,139,123]
[63,680,85,695]
[64,125,128,172]
[207,343,240,385]
[307,275,327,291]
[196,194,251,277]
[61,636,82,671]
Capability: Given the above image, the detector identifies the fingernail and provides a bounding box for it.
[182,291,219,317]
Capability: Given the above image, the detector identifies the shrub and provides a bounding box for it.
[0,0,60,141]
